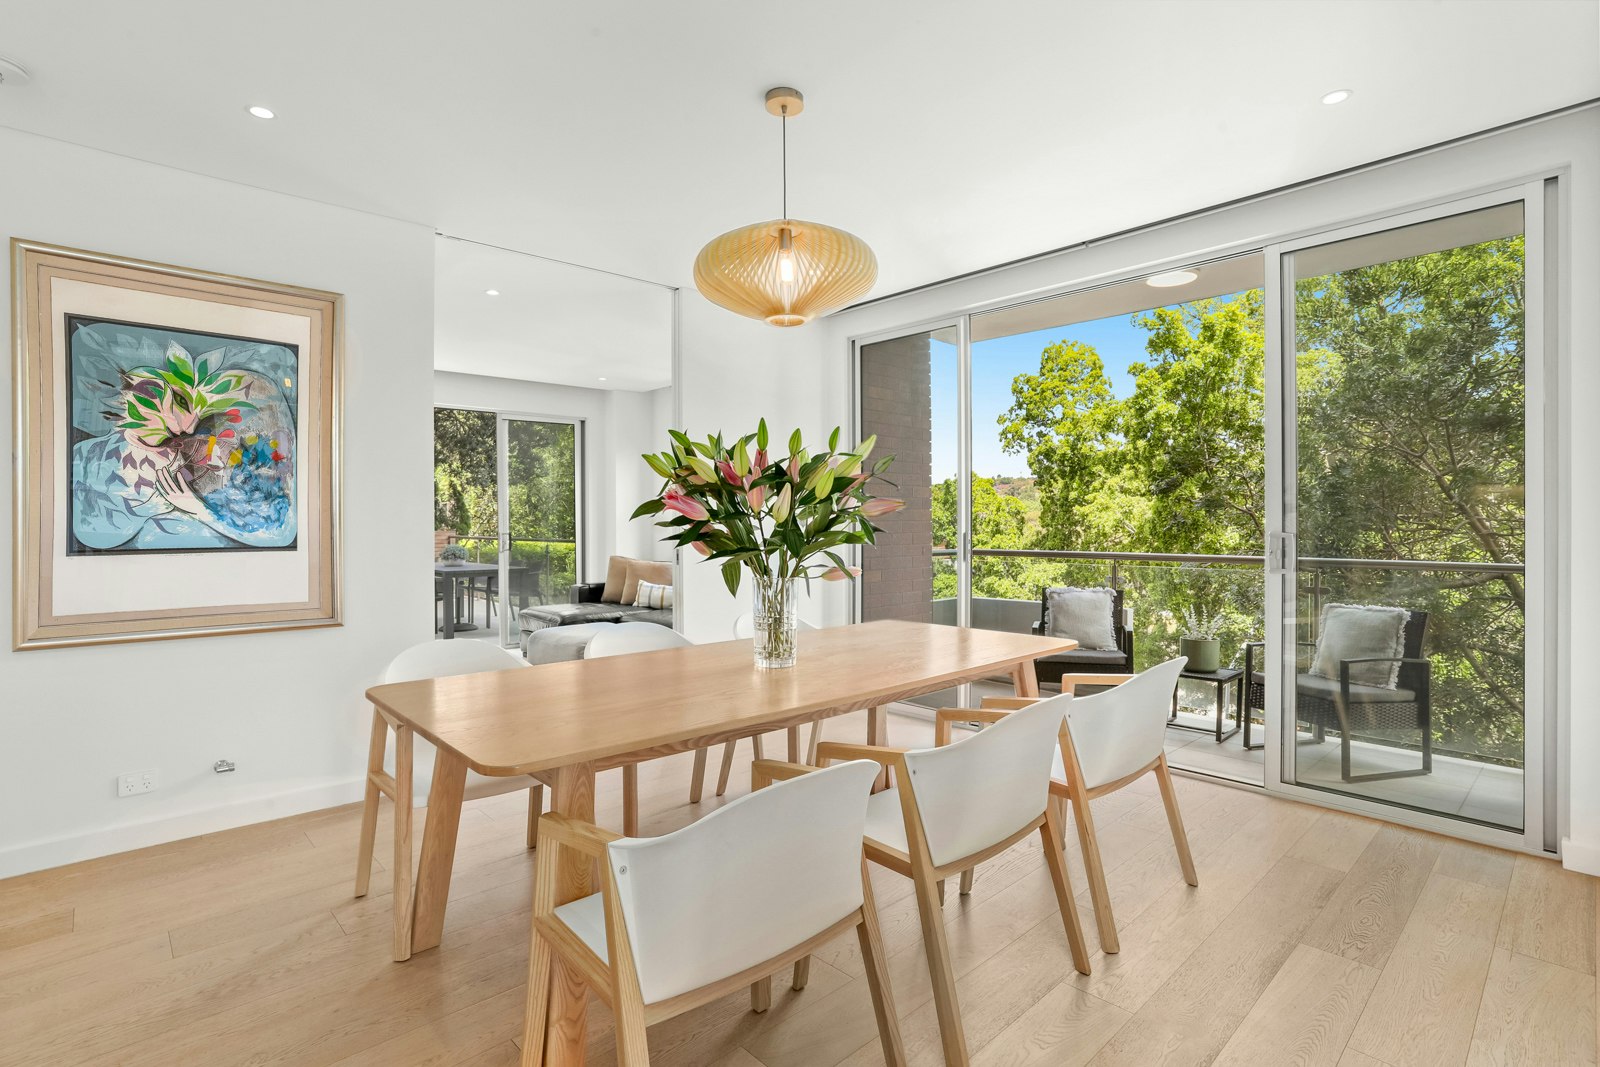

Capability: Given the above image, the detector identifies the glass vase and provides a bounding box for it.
[751,573,798,669]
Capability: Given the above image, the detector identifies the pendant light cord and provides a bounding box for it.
[781,106,788,221]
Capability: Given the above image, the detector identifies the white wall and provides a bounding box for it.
[674,290,831,642]
[0,126,437,877]
[820,106,1600,871]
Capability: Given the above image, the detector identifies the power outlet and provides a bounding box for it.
[117,770,158,797]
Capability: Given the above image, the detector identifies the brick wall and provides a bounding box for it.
[859,333,934,623]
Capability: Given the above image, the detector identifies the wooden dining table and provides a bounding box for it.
[364,619,1077,1066]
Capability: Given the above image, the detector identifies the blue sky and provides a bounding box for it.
[930,312,1161,479]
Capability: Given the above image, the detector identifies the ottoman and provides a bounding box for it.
[523,621,614,663]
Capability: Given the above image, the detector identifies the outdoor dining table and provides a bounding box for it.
[364,619,1077,1066]
[434,561,527,638]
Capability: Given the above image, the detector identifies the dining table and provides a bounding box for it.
[364,619,1078,1066]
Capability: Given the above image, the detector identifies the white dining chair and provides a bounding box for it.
[978,655,1196,954]
[522,759,904,1067]
[585,623,704,836]
[792,694,1090,1066]
[355,639,541,961]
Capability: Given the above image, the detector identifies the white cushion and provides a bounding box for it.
[633,580,673,609]
[553,892,608,959]
[1045,587,1118,651]
[864,788,911,856]
[1309,603,1408,690]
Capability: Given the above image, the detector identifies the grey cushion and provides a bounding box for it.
[1040,647,1129,666]
[525,622,615,664]
[1295,672,1415,705]
[1310,603,1408,689]
[629,608,675,627]
[519,602,639,631]
[1044,587,1117,651]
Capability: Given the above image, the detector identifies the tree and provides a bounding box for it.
[433,407,497,534]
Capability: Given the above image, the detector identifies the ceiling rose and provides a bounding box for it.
[693,87,877,327]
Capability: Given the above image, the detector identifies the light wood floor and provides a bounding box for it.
[1,710,1594,1067]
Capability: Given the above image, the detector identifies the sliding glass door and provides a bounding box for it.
[496,415,582,646]
[1273,189,1544,839]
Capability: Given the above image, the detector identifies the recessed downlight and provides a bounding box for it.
[484,289,500,296]
[247,105,275,119]
[1147,269,1199,288]
[1321,89,1352,105]
[597,377,608,382]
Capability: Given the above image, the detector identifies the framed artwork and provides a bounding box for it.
[12,239,342,649]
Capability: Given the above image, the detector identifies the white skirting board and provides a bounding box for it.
[1560,835,1600,877]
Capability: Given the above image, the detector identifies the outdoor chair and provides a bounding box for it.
[1243,606,1432,783]
[1030,586,1134,689]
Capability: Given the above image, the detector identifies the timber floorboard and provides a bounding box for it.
[0,710,1593,1067]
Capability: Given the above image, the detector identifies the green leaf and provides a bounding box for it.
[789,428,802,455]
[643,453,675,479]
[828,426,840,451]
[631,498,666,520]
[668,429,695,455]
[721,559,742,598]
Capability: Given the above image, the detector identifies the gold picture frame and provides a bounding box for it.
[12,239,342,649]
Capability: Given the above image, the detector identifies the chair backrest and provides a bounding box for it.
[900,694,1070,868]
[585,622,693,659]
[1066,656,1187,790]
[605,759,879,1005]
[731,613,820,639]
[383,640,527,684]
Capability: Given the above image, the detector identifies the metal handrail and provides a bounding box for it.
[932,545,1523,574]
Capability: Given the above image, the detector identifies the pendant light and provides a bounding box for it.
[693,87,877,327]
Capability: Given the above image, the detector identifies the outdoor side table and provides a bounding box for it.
[1168,666,1244,743]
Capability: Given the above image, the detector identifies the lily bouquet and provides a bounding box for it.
[633,420,902,667]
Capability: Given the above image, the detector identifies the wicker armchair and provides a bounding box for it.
[1243,610,1431,783]
[1029,587,1135,688]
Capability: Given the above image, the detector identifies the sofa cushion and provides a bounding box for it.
[1310,603,1408,689]
[622,560,673,606]
[1039,647,1129,666]
[519,602,632,631]
[600,555,632,604]
[629,608,675,627]
[1044,587,1118,650]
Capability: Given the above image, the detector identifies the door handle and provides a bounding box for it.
[1267,532,1295,573]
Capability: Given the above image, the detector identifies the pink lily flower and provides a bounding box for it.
[717,458,747,489]
[755,448,769,471]
[689,540,712,556]
[662,488,709,522]
[821,565,862,581]
[747,483,766,511]
[861,498,906,518]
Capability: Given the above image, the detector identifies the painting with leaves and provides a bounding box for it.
[68,315,299,554]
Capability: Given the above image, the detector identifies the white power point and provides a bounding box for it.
[117,770,158,797]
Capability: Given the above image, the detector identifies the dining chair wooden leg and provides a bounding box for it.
[689,748,709,803]
[937,879,946,906]
[959,868,975,896]
[786,726,801,763]
[1067,783,1119,954]
[750,974,773,1013]
[1041,804,1091,975]
[354,710,387,898]
[522,823,559,1067]
[912,866,969,1065]
[806,722,822,765]
[751,733,765,760]
[526,783,544,850]
[792,957,810,990]
[856,868,907,1067]
[715,741,737,797]
[390,724,414,963]
[622,765,639,838]
[1154,756,1199,886]
[1048,793,1069,849]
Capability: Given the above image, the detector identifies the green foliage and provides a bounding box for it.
[976,236,1525,762]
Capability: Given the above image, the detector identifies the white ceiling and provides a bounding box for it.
[0,1,1595,315]
[433,237,674,391]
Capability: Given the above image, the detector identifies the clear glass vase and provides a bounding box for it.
[751,573,797,669]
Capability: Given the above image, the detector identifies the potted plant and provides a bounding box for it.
[634,420,902,668]
[438,543,469,566]
[1178,606,1223,673]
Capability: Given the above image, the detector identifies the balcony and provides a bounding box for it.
[916,548,1525,832]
